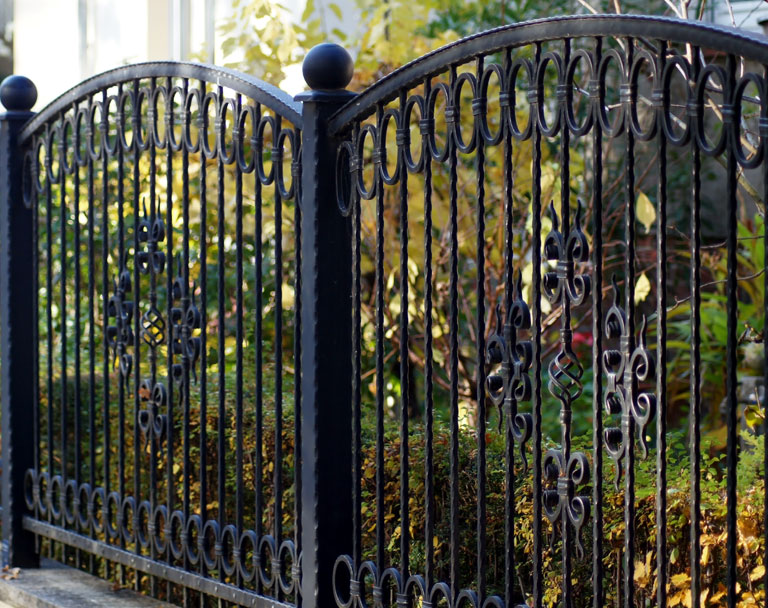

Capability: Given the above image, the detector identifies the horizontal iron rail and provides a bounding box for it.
[328,13,768,133]
[22,517,293,608]
[19,60,303,143]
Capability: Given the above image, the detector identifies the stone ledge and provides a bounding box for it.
[0,558,176,607]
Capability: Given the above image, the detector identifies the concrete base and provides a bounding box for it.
[0,558,176,607]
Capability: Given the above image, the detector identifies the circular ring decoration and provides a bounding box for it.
[48,474,63,521]
[628,49,658,141]
[134,86,151,152]
[237,104,257,174]
[356,123,378,200]
[276,127,296,200]
[151,84,168,150]
[167,85,185,153]
[237,529,259,583]
[63,479,78,526]
[76,482,90,529]
[103,94,120,157]
[597,48,627,138]
[733,72,766,169]
[151,504,168,555]
[426,82,451,162]
[660,55,692,146]
[218,97,237,165]
[694,63,728,157]
[219,524,238,577]
[258,534,278,589]
[120,495,136,544]
[505,57,534,141]
[201,518,220,571]
[118,88,136,153]
[565,48,595,137]
[402,93,425,173]
[452,71,478,154]
[256,114,276,186]
[136,499,152,549]
[379,107,401,186]
[59,115,76,176]
[200,91,219,160]
[105,490,121,540]
[185,513,203,566]
[478,62,505,146]
[183,87,202,153]
[536,51,563,138]
[336,140,355,216]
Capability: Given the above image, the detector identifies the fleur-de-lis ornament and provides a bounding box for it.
[170,256,202,387]
[603,276,656,487]
[485,272,533,469]
[138,379,168,449]
[106,267,134,378]
[543,449,591,558]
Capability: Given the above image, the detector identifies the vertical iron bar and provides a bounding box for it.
[235,92,244,555]
[101,90,111,546]
[274,113,284,589]
[623,37,636,608]
[253,102,263,585]
[422,74,435,594]
[531,41,544,608]
[559,38,573,608]
[45,123,53,550]
[474,54,487,605]
[448,63,461,603]
[216,85,226,573]
[164,76,175,575]
[59,110,69,511]
[763,61,768,608]
[132,78,142,577]
[690,48,702,608]
[351,122,362,571]
[397,89,410,580]
[292,127,303,600]
[655,40,668,608]
[725,53,738,608]
[198,79,209,590]
[591,36,604,608]
[73,98,83,566]
[501,46,516,608]
[117,83,126,539]
[375,103,386,576]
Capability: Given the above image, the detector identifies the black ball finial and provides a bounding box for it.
[302,43,354,91]
[0,75,37,112]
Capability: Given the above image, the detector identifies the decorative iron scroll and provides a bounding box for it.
[485,272,533,469]
[540,199,591,559]
[603,276,657,486]
[107,267,134,378]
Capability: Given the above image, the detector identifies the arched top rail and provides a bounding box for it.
[19,60,303,143]
[329,13,768,134]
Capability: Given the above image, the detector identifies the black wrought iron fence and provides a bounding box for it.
[1,13,768,608]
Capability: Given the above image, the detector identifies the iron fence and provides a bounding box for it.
[0,13,767,608]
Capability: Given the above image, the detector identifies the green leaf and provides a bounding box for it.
[636,191,656,233]
[329,2,343,20]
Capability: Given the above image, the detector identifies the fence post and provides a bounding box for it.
[297,44,356,608]
[0,75,38,568]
